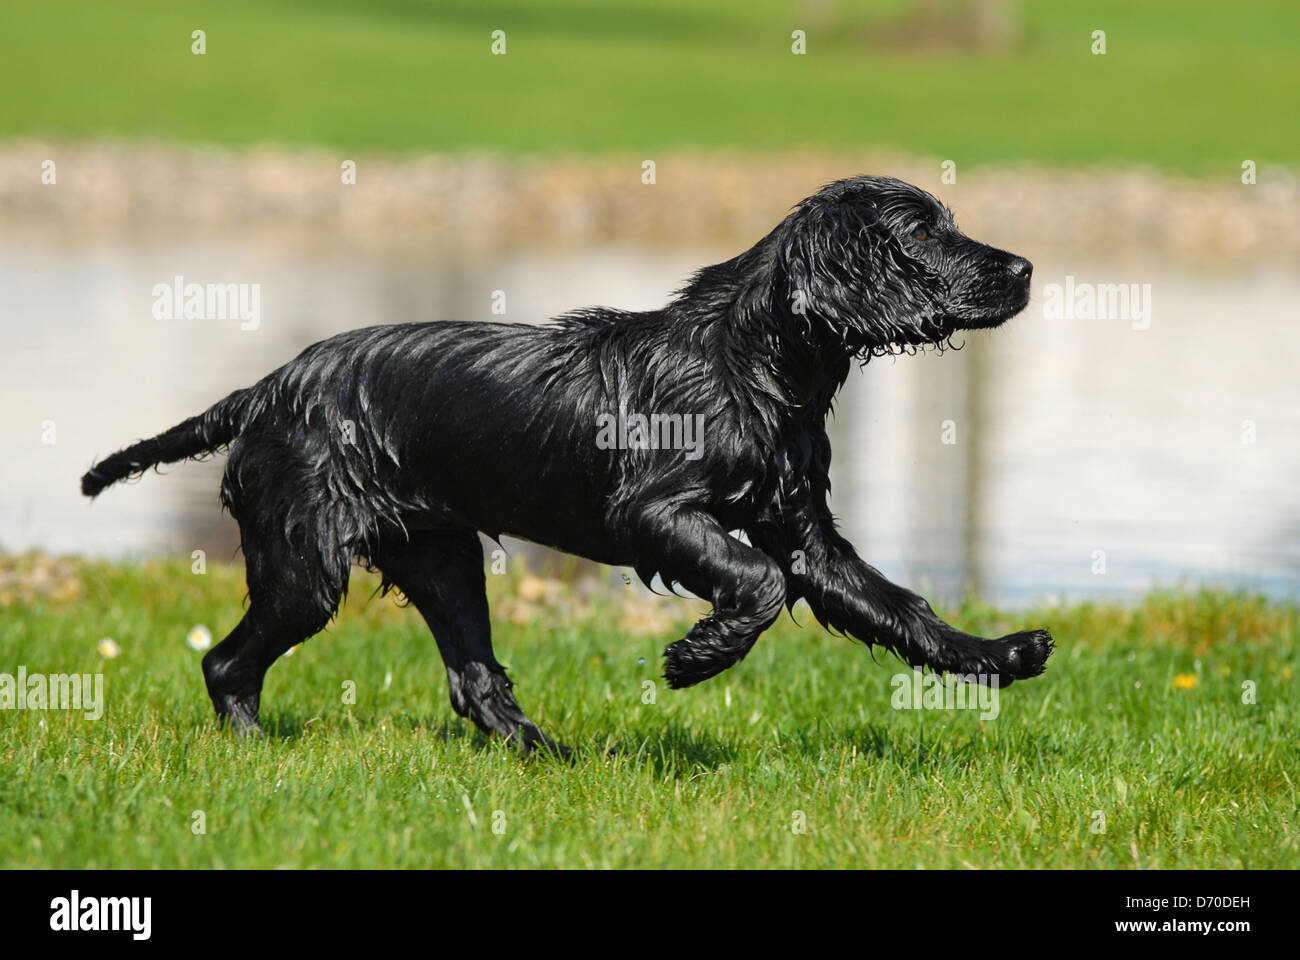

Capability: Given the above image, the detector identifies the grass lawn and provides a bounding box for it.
[3,1,1296,172]
[0,555,1295,868]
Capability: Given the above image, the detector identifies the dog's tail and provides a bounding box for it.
[80,388,254,498]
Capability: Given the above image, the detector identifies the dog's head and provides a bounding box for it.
[763,175,1032,356]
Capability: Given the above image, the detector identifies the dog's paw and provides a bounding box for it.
[514,725,575,764]
[215,698,264,738]
[663,636,744,689]
[664,616,762,689]
[990,628,1054,687]
[663,638,704,689]
[663,636,727,689]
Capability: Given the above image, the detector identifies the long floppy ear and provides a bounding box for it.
[771,199,884,347]
[773,198,939,351]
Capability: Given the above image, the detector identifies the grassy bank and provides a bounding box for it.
[5,1,1297,172]
[0,555,1295,868]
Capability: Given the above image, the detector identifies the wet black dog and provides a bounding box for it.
[83,175,1052,752]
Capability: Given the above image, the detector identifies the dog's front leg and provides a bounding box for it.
[628,508,787,688]
[750,512,1053,686]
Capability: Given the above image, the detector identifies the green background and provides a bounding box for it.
[6,0,1296,171]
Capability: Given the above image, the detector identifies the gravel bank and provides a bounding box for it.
[1,141,1295,266]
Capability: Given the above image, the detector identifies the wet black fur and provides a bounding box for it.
[82,175,1053,752]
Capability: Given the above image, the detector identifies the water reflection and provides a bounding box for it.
[2,237,1296,608]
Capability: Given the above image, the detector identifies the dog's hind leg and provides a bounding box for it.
[626,509,787,689]
[201,524,348,736]
[374,529,566,757]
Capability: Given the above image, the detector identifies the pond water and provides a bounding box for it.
[2,236,1296,608]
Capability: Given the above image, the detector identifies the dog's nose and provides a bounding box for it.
[1008,257,1033,280]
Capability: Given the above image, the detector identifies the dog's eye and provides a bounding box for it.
[911,225,931,241]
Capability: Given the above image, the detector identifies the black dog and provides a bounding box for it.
[82,175,1052,752]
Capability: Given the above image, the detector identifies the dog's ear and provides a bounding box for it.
[770,197,894,347]
[768,194,950,352]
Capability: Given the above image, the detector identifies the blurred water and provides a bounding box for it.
[2,236,1297,608]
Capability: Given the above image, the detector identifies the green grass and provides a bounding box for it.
[5,1,1297,172]
[1,555,1296,868]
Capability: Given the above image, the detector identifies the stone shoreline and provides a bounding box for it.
[1,140,1295,266]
